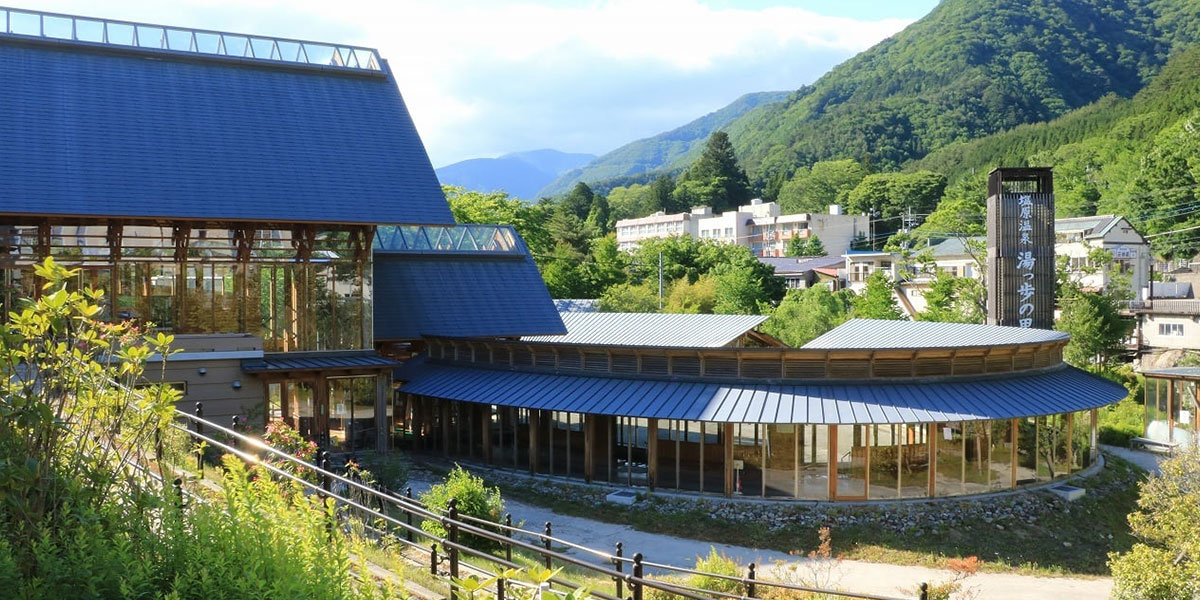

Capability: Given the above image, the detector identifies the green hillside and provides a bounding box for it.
[725,0,1200,187]
[539,91,789,197]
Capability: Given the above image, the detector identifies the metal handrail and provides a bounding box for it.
[169,405,924,600]
[0,5,381,72]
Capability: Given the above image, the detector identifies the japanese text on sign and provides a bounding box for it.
[1016,194,1035,328]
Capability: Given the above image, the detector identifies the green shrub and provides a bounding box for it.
[420,465,504,550]
[1098,396,1144,447]
[688,547,745,595]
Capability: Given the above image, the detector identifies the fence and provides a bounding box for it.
[171,402,929,600]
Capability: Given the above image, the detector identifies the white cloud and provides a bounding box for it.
[16,0,915,166]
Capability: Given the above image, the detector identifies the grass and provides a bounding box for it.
[432,452,1147,579]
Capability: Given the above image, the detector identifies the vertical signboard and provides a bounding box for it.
[986,168,1055,329]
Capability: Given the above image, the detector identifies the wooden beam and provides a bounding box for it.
[583,414,594,483]
[528,409,540,475]
[928,423,939,498]
[827,425,837,501]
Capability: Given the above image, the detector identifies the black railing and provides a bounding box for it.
[169,404,924,600]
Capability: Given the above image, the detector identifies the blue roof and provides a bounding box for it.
[0,29,453,225]
[373,230,565,340]
[757,255,842,275]
[395,360,1127,424]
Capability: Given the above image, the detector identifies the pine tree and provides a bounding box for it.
[562,182,595,221]
[672,131,752,213]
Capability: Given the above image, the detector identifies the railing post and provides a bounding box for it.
[320,450,332,495]
[496,573,506,600]
[919,582,929,600]
[543,521,553,570]
[504,513,513,563]
[194,402,204,471]
[430,543,439,576]
[405,487,415,543]
[747,563,756,598]
[447,498,460,597]
[231,415,240,449]
[631,553,644,600]
[614,542,624,599]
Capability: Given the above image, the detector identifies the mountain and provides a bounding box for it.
[436,149,595,199]
[546,0,1200,196]
[539,91,790,197]
[723,0,1200,185]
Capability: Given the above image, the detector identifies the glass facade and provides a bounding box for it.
[1,224,372,352]
[400,400,1099,501]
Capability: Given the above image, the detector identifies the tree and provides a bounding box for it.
[786,234,826,257]
[540,242,588,299]
[851,270,904,320]
[585,191,611,235]
[777,159,868,214]
[1056,286,1131,369]
[760,286,851,346]
[582,235,628,293]
[598,282,659,313]
[712,266,767,315]
[562,182,596,220]
[444,185,554,258]
[664,276,716,314]
[672,131,752,213]
[607,183,657,222]
[917,268,985,324]
[845,171,946,239]
[1109,445,1200,599]
[651,175,682,213]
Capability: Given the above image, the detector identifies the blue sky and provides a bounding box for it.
[17,1,938,167]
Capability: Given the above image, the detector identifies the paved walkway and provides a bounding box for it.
[1101,444,1166,475]
[407,476,1113,600]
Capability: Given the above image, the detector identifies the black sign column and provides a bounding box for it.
[986,168,1055,330]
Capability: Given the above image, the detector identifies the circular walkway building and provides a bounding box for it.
[394,319,1127,501]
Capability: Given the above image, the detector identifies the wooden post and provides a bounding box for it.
[1168,379,1176,439]
[482,404,493,465]
[528,409,540,474]
[1065,413,1074,473]
[375,372,389,452]
[583,414,594,483]
[647,418,658,491]
[1010,419,1018,489]
[827,425,837,501]
[441,400,451,457]
[723,423,734,498]
[928,423,939,498]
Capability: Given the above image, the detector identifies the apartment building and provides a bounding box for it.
[1056,215,1150,299]
[616,200,867,257]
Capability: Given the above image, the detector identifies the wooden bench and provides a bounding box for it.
[1130,436,1180,455]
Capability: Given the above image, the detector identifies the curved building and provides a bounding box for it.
[394,319,1127,501]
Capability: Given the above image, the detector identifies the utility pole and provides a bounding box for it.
[658,250,664,310]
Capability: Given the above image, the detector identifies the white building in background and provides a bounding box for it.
[1055,215,1150,300]
[615,206,710,251]
[616,199,868,257]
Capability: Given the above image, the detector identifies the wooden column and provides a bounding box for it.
[1168,379,1176,438]
[375,372,390,452]
[723,423,734,498]
[1065,413,1074,472]
[441,400,451,457]
[928,423,939,498]
[583,414,594,483]
[314,376,329,448]
[528,409,540,474]
[647,418,659,491]
[482,404,493,464]
[1010,419,1018,489]
[827,425,838,501]
[1090,408,1099,465]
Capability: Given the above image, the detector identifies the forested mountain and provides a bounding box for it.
[547,0,1200,198]
[913,43,1200,257]
[725,0,1200,187]
[540,91,789,197]
[436,149,594,199]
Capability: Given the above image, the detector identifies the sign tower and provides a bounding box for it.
[986,168,1055,329]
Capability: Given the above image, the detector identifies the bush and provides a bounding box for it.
[1098,396,1144,447]
[420,465,504,550]
[688,547,745,595]
[263,419,321,483]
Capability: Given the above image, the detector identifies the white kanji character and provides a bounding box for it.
[1019,303,1034,316]
[1016,251,1035,271]
[1018,195,1033,207]
[1018,219,1033,232]
[1018,281,1035,302]
[1020,204,1032,219]
[1019,232,1032,245]
[1019,318,1033,328]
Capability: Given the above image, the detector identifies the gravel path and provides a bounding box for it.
[406,476,1113,600]
[1101,444,1166,475]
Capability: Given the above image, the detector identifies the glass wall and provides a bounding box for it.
[2,225,371,351]
[328,376,376,452]
[413,403,1097,501]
